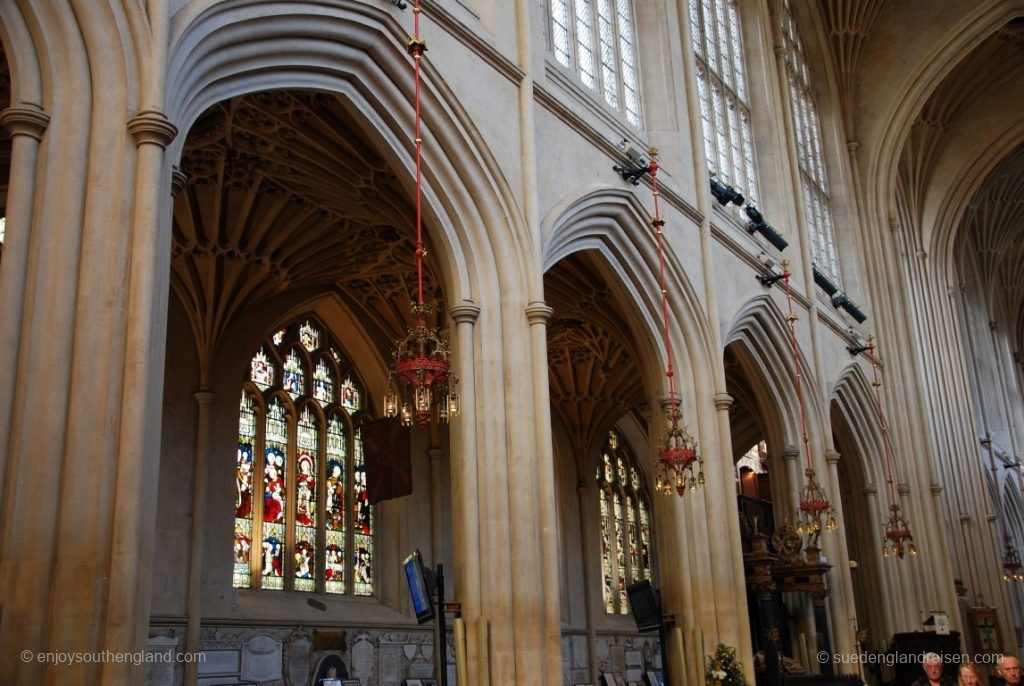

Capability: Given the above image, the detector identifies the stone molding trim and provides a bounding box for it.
[0,105,50,140]
[127,110,178,148]
[524,302,553,324]
[450,302,481,324]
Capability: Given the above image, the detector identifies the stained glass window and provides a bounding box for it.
[250,348,274,390]
[294,406,318,592]
[340,377,360,411]
[300,320,321,351]
[689,0,759,205]
[782,0,839,283]
[234,393,257,588]
[547,0,642,126]
[325,414,347,594]
[232,316,373,596]
[283,349,305,398]
[353,428,374,596]
[313,359,334,405]
[597,429,653,614]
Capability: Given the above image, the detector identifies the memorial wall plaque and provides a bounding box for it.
[146,635,178,686]
[241,634,282,683]
[198,649,240,677]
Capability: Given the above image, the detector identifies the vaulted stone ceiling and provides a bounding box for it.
[897,18,1024,228]
[544,252,646,469]
[724,345,766,461]
[956,144,1024,354]
[172,90,442,369]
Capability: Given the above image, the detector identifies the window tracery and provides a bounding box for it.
[689,0,759,205]
[596,430,653,614]
[548,0,642,126]
[782,0,839,282]
[233,316,374,595]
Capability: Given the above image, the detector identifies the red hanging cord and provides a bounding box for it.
[649,161,676,408]
[782,267,812,471]
[868,341,899,509]
[412,0,425,310]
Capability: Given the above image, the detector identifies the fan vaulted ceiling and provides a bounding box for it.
[172,90,442,360]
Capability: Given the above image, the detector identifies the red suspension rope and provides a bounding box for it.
[868,342,899,509]
[649,160,677,407]
[412,0,425,309]
[782,268,812,471]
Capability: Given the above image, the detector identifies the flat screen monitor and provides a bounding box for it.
[626,579,662,632]
[403,549,435,625]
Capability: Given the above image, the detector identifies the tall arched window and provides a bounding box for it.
[782,0,839,283]
[548,0,642,126]
[596,430,653,614]
[689,0,759,204]
[233,317,374,596]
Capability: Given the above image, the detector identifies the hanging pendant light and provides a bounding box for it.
[868,339,917,559]
[781,265,835,537]
[646,151,704,497]
[383,0,459,426]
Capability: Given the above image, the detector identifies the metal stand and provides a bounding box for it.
[658,616,672,686]
[436,564,447,686]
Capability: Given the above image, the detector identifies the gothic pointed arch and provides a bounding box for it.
[166,0,535,312]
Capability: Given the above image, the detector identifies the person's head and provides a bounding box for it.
[959,662,985,686]
[999,655,1021,684]
[923,653,943,681]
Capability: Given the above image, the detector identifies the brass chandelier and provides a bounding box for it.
[383,0,459,427]
[646,151,704,497]
[781,264,836,537]
[867,339,917,559]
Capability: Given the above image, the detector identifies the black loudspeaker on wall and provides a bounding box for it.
[626,579,662,633]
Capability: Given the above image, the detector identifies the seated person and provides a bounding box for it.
[913,652,955,686]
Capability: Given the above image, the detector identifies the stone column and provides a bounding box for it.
[823,449,856,660]
[0,104,50,540]
[448,301,481,684]
[782,446,801,518]
[100,110,177,684]
[525,301,563,683]
[184,390,215,686]
[713,391,754,671]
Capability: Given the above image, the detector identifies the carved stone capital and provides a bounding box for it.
[897,483,910,496]
[713,392,734,411]
[863,484,878,496]
[127,109,178,148]
[1,104,50,140]
[193,390,215,406]
[171,167,189,196]
[524,301,554,325]
[782,446,800,462]
[930,482,943,496]
[449,301,481,325]
[659,394,681,411]
[824,449,841,465]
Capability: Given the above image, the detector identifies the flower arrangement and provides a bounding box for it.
[706,643,745,686]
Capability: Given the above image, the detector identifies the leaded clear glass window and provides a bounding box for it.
[548,0,642,126]
[689,0,758,205]
[782,0,839,282]
[233,316,374,595]
[596,430,653,614]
